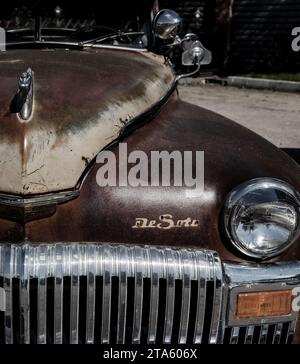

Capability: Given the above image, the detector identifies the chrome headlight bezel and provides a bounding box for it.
[224,178,300,259]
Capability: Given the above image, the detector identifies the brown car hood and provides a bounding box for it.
[0,48,174,195]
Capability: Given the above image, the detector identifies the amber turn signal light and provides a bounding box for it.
[237,290,293,319]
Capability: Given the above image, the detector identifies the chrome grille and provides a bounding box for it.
[0,244,223,344]
[224,322,294,344]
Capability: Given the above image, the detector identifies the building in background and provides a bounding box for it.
[1,1,299,74]
[160,0,300,74]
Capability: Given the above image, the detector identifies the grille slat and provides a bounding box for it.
[179,250,192,344]
[4,247,13,344]
[286,322,295,344]
[54,245,63,344]
[131,248,144,344]
[70,245,80,344]
[230,327,240,344]
[147,249,162,344]
[194,252,207,344]
[273,323,283,344]
[101,246,112,344]
[244,325,255,344]
[258,324,269,344]
[116,246,128,344]
[85,245,96,344]
[37,246,48,344]
[0,278,4,344]
[163,249,176,344]
[209,253,223,344]
[19,246,30,344]
[225,323,294,345]
[0,243,297,345]
[280,322,290,344]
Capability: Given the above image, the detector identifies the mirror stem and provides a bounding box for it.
[176,63,201,82]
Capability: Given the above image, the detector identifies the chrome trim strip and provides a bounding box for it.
[0,191,80,208]
[224,261,300,284]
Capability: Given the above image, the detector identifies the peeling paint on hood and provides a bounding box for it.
[0,48,175,195]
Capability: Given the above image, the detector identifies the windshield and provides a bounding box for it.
[1,0,156,47]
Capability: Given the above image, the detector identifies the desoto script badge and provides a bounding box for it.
[132,214,199,230]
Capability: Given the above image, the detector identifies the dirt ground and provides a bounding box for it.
[178,84,300,148]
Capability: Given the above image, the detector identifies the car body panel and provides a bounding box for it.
[0,48,174,195]
[1,96,299,265]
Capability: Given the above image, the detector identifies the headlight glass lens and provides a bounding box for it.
[224,178,300,259]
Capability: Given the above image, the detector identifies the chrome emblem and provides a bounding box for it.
[13,68,34,121]
[132,214,199,230]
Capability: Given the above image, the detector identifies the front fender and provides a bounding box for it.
[14,97,300,264]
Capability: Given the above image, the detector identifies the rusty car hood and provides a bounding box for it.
[0,48,174,195]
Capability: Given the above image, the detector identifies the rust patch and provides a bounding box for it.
[81,156,91,167]
[0,48,175,194]
[0,49,173,145]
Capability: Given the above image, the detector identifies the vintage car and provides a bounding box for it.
[0,1,300,345]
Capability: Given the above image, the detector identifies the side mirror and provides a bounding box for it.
[153,9,182,40]
[181,33,199,50]
[182,40,212,66]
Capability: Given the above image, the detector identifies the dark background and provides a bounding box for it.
[161,0,300,74]
[1,0,300,74]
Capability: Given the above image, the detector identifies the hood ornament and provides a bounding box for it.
[11,68,34,121]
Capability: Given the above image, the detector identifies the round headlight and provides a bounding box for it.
[224,178,300,259]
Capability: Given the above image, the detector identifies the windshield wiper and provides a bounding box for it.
[66,25,117,38]
[80,31,145,46]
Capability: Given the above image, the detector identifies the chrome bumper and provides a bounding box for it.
[0,243,299,344]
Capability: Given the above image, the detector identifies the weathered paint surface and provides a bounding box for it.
[18,97,300,266]
[0,48,175,195]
